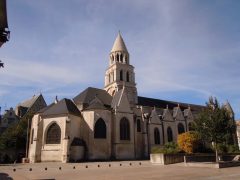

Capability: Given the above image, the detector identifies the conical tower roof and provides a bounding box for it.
[111,32,128,53]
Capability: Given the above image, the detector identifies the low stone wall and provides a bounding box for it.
[184,154,216,163]
[150,153,184,165]
[184,153,240,163]
[219,161,240,168]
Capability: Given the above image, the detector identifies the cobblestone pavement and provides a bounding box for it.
[1,161,240,180]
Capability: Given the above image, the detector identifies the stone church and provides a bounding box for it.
[28,33,213,163]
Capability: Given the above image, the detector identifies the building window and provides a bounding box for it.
[178,123,185,134]
[120,117,130,140]
[137,119,141,132]
[116,54,119,62]
[31,128,34,144]
[120,54,123,62]
[109,74,111,83]
[154,128,160,144]
[46,123,61,144]
[94,118,106,139]
[167,127,173,142]
[120,70,123,81]
[126,71,130,82]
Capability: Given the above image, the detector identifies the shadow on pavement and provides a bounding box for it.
[0,173,13,180]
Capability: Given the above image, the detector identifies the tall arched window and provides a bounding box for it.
[116,54,119,62]
[120,54,123,62]
[167,127,173,142]
[120,70,123,81]
[120,118,130,140]
[178,123,185,134]
[154,128,160,144]
[46,123,61,144]
[94,118,106,139]
[137,119,141,132]
[126,71,130,82]
[31,128,34,144]
[108,73,111,83]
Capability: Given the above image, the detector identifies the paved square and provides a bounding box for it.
[1,161,240,180]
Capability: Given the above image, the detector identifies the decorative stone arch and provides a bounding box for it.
[167,126,173,142]
[120,117,130,140]
[45,122,61,144]
[94,118,107,139]
[154,128,160,144]
[178,123,185,134]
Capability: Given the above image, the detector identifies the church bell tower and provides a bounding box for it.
[104,32,138,106]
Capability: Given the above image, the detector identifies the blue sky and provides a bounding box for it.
[0,0,240,119]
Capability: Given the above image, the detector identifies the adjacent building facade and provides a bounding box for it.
[28,33,234,163]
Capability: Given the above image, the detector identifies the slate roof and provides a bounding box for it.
[73,87,112,109]
[137,96,205,112]
[42,98,81,116]
[37,103,55,114]
[85,100,108,110]
[18,95,40,108]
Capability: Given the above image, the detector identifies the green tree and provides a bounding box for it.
[194,97,236,162]
[0,113,33,162]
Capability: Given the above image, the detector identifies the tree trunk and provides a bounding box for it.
[215,142,219,163]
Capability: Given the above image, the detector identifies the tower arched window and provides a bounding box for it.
[120,70,123,81]
[154,128,160,144]
[126,71,130,82]
[120,117,130,140]
[94,118,106,139]
[137,119,141,132]
[111,55,114,64]
[120,54,123,62]
[108,73,111,83]
[178,123,185,134]
[116,54,119,62]
[46,123,61,144]
[167,127,173,142]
